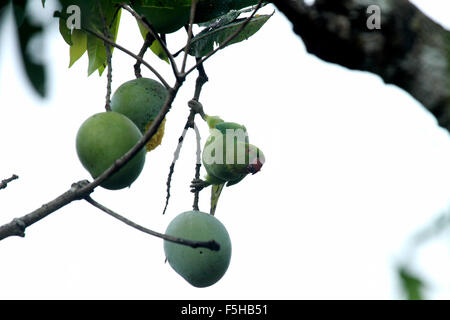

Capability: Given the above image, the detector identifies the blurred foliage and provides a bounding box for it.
[398,266,425,300]
[1,0,47,97]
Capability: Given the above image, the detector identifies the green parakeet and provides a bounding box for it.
[192,113,265,215]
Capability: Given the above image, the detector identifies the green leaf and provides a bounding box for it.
[59,17,72,45]
[41,0,46,7]
[196,9,240,28]
[98,63,106,76]
[59,0,118,32]
[398,267,425,300]
[85,7,120,76]
[150,40,169,63]
[58,1,122,76]
[69,29,87,67]
[87,33,107,76]
[110,7,122,41]
[189,13,272,57]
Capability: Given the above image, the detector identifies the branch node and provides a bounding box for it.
[71,180,92,199]
[12,218,26,237]
[188,99,205,118]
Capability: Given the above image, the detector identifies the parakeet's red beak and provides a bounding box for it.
[247,158,264,175]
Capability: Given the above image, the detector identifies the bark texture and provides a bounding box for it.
[271,0,450,130]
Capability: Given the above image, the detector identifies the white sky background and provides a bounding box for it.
[0,0,450,299]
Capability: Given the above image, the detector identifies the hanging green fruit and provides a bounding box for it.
[111,78,168,152]
[76,111,146,190]
[164,210,232,287]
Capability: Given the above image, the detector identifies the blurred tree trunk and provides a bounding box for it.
[271,0,450,131]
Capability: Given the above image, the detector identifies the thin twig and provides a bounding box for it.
[120,4,181,79]
[162,124,190,215]
[0,174,19,191]
[181,0,198,73]
[82,27,170,89]
[162,61,208,214]
[99,4,113,111]
[183,0,263,77]
[85,196,220,251]
[134,32,155,78]
[105,43,112,111]
[192,123,202,211]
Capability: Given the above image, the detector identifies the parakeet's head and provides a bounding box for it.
[246,145,265,175]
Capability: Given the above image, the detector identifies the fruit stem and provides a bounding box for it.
[85,196,220,251]
[134,32,155,79]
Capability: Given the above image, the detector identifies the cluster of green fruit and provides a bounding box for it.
[131,0,260,33]
[75,76,264,288]
[76,77,167,190]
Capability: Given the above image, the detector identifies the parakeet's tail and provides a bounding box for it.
[210,183,225,216]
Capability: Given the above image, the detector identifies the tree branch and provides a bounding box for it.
[85,196,219,251]
[0,80,183,241]
[271,0,450,130]
[0,174,19,191]
[0,180,91,240]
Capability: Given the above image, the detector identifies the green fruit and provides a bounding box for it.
[111,78,168,152]
[229,0,260,10]
[164,210,232,288]
[132,0,236,32]
[131,1,191,34]
[76,112,146,190]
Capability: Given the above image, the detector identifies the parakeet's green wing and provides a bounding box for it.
[226,175,246,187]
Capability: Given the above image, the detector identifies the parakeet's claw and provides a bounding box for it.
[190,178,210,193]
